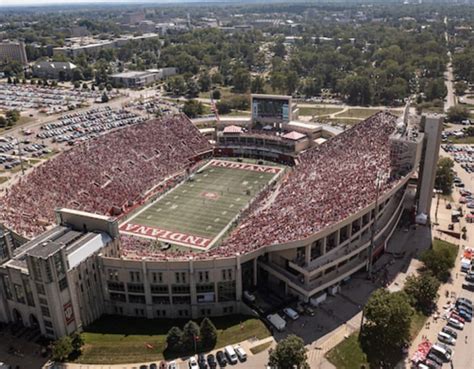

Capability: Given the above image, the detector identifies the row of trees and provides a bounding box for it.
[166,317,217,354]
[360,239,456,365]
[0,110,20,129]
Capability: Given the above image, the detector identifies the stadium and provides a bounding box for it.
[0,94,442,339]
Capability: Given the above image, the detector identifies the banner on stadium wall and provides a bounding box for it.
[64,302,75,325]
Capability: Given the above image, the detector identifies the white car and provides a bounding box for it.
[448,317,464,330]
[168,361,177,369]
[243,290,256,302]
[234,344,247,361]
[188,356,199,369]
[283,307,300,320]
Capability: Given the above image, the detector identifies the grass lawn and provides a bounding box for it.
[326,310,428,369]
[250,340,272,355]
[76,314,270,364]
[410,311,429,340]
[335,108,383,119]
[449,136,474,144]
[326,333,368,369]
[0,177,8,184]
[317,117,362,126]
[221,110,251,117]
[432,238,458,261]
[298,106,344,116]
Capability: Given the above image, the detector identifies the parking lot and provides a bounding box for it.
[0,83,120,115]
[442,144,474,174]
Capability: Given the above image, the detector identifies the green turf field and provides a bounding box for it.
[121,160,281,249]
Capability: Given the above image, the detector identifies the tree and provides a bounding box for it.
[435,157,454,195]
[167,76,187,96]
[424,78,447,101]
[52,336,74,362]
[82,82,88,90]
[166,326,183,352]
[268,335,309,369]
[200,317,217,349]
[360,289,413,366]
[72,68,84,82]
[198,72,211,92]
[232,68,251,93]
[186,79,200,98]
[6,110,20,124]
[183,100,204,118]
[420,246,455,282]
[404,273,440,314]
[73,81,80,89]
[216,101,232,115]
[251,75,265,94]
[447,105,470,123]
[182,320,200,351]
[0,116,7,128]
[211,89,221,100]
[101,92,109,103]
[454,81,468,96]
[339,75,373,106]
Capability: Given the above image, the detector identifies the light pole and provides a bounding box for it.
[367,171,387,280]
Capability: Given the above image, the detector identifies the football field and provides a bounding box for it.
[120,160,282,250]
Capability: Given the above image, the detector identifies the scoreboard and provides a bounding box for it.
[251,95,291,123]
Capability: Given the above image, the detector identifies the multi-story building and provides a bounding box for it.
[0,41,28,65]
[0,104,443,340]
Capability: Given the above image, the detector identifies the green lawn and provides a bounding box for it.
[298,106,344,116]
[326,333,368,369]
[335,108,383,119]
[221,110,251,117]
[449,136,474,144]
[250,340,272,355]
[432,238,458,262]
[326,310,428,369]
[123,160,280,246]
[76,315,270,364]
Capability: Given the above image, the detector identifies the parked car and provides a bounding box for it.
[224,345,238,364]
[424,358,441,369]
[426,352,443,366]
[304,305,315,316]
[447,317,464,330]
[283,307,300,320]
[168,361,177,369]
[216,351,227,367]
[207,354,217,369]
[442,326,458,339]
[437,331,456,345]
[198,353,208,369]
[234,344,247,362]
[189,356,199,369]
[243,290,256,302]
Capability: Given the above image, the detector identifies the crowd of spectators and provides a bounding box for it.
[0,114,211,238]
[119,111,402,261]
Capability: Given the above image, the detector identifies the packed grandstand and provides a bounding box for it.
[0,111,400,261]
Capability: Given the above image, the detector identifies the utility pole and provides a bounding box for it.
[17,138,25,176]
[367,171,385,279]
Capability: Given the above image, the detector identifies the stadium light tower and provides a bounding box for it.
[367,170,388,280]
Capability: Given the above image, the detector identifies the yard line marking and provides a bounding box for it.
[214,218,220,223]
[156,208,162,212]
[229,204,234,208]
[182,189,187,193]
[171,204,178,210]
[236,198,241,201]
[166,202,171,205]
[174,196,179,199]
[206,226,212,230]
[146,215,152,219]
[242,181,248,186]
[222,211,227,215]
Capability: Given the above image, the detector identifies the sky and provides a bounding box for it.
[0,0,186,6]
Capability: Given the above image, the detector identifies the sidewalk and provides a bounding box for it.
[53,337,276,369]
